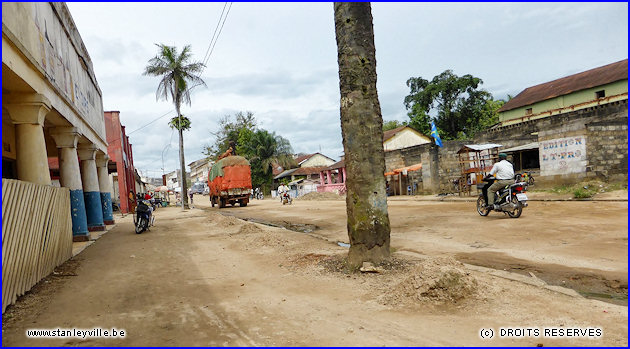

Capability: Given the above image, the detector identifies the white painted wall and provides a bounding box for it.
[301,154,335,167]
[540,136,587,176]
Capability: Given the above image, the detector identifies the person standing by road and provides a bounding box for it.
[487,153,514,210]
[128,191,136,214]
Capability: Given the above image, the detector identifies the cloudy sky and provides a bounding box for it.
[66,2,628,179]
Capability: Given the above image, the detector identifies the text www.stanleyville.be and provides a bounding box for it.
[26,328,126,339]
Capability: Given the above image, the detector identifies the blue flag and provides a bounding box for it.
[430,122,443,147]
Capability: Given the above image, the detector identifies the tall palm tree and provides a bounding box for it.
[144,44,205,210]
[334,2,391,268]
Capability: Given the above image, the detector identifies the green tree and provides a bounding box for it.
[404,70,501,140]
[382,120,407,131]
[144,44,205,210]
[205,111,257,159]
[239,130,296,192]
[334,2,391,268]
[168,115,191,130]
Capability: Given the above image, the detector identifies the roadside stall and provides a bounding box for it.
[457,144,502,196]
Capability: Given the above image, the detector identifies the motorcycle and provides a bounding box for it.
[251,187,264,200]
[515,171,535,186]
[476,176,528,218]
[134,199,154,234]
[281,191,292,205]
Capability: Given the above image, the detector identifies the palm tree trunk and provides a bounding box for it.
[177,105,189,210]
[334,2,391,268]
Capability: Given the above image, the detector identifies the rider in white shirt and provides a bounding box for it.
[487,153,514,210]
[277,184,289,201]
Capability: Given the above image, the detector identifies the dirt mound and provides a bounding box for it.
[213,215,241,227]
[382,257,479,306]
[298,192,345,201]
[237,223,263,235]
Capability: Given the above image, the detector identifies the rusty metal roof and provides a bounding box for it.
[498,59,628,112]
[382,126,407,141]
[325,159,345,171]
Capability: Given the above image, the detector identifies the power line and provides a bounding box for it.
[116,4,233,143]
[127,110,175,135]
[188,2,233,92]
[204,2,232,68]
[201,2,229,67]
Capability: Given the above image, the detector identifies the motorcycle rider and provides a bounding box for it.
[486,153,514,210]
[277,183,289,202]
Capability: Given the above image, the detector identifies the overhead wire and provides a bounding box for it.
[120,3,233,172]
[203,2,232,68]
[127,2,233,137]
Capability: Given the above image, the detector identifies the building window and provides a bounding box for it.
[595,90,605,99]
[525,108,533,115]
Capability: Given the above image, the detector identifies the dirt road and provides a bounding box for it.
[215,194,628,299]
[2,194,627,346]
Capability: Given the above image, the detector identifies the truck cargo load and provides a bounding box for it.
[208,155,252,208]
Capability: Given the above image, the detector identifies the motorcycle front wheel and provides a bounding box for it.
[506,195,523,218]
[476,196,490,216]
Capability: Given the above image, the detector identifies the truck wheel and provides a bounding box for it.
[240,199,248,207]
[210,196,215,207]
[219,198,226,208]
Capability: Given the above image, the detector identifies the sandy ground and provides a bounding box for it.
[2,193,627,346]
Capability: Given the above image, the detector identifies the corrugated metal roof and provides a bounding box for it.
[382,126,407,141]
[458,144,502,153]
[292,166,329,175]
[502,142,539,152]
[498,59,628,112]
[295,153,315,165]
[325,159,345,171]
[273,168,297,179]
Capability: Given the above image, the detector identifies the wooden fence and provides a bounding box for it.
[2,179,73,313]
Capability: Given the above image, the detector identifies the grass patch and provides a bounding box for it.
[573,187,596,199]
[541,180,627,199]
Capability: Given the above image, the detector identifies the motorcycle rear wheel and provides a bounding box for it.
[506,195,523,218]
[476,196,490,216]
[135,217,146,234]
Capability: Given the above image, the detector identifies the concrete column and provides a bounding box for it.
[96,152,115,225]
[50,127,90,241]
[5,94,52,185]
[342,167,347,184]
[319,171,325,186]
[78,145,105,231]
[326,170,332,185]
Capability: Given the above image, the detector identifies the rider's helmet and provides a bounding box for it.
[498,153,508,160]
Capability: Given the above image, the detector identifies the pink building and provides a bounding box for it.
[317,160,347,194]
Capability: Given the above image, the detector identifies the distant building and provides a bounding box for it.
[273,153,336,196]
[104,111,138,214]
[188,157,213,183]
[383,126,431,151]
[497,59,628,126]
[488,59,628,182]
